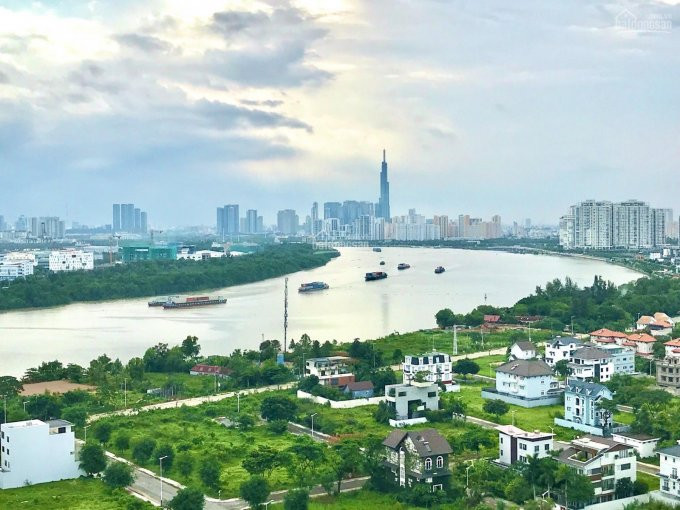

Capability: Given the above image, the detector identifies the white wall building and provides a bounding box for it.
[177,249,226,261]
[482,360,562,407]
[403,352,453,385]
[569,347,614,382]
[611,432,659,459]
[496,425,553,466]
[557,436,636,505]
[658,444,680,498]
[509,341,537,361]
[544,337,585,367]
[0,259,34,281]
[48,250,94,272]
[0,419,82,489]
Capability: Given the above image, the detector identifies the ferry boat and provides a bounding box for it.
[397,263,410,270]
[372,247,382,252]
[162,295,227,309]
[298,281,329,293]
[434,266,445,274]
[148,296,178,307]
[365,271,388,281]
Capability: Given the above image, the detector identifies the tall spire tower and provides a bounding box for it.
[378,149,391,221]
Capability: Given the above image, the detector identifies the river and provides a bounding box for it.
[0,247,642,376]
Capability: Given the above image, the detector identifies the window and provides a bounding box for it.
[520,443,527,451]
[620,463,631,470]
[425,458,432,470]
[428,392,436,398]
[534,445,539,453]
[545,444,550,451]
[436,456,444,468]
[432,484,443,491]
[398,391,407,397]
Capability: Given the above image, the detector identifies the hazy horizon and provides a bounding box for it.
[1,0,678,227]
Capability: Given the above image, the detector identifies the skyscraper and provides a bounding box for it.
[246,209,258,233]
[224,204,239,234]
[277,209,299,235]
[140,212,148,234]
[134,208,141,232]
[323,202,342,220]
[112,204,121,232]
[377,149,390,221]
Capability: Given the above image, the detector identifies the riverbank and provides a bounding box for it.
[0,244,339,312]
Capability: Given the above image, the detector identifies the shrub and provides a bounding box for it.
[267,420,288,434]
[103,462,134,489]
[114,432,131,451]
[284,488,309,510]
[132,437,157,464]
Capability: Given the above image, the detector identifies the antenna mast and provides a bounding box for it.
[283,277,289,352]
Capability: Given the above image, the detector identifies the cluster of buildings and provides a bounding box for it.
[0,215,67,242]
[559,199,677,250]
[112,203,149,234]
[0,249,95,281]
[216,205,264,237]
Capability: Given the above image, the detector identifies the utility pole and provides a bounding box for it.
[159,455,168,508]
[452,325,464,356]
[283,277,289,353]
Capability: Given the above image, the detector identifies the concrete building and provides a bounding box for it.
[496,425,553,466]
[189,364,231,378]
[599,344,635,377]
[611,432,659,459]
[590,328,629,345]
[176,248,225,261]
[377,150,391,221]
[0,419,82,489]
[555,379,614,436]
[482,360,561,407]
[277,209,299,235]
[557,435,636,505]
[655,346,680,391]
[544,337,585,367]
[304,357,355,388]
[402,352,453,385]
[569,346,614,382]
[382,429,451,491]
[624,333,656,357]
[658,444,680,498]
[508,341,537,361]
[0,259,34,281]
[48,250,94,272]
[122,245,177,262]
[385,382,440,421]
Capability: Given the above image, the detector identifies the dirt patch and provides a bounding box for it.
[20,380,96,396]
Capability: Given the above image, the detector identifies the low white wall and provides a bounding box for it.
[296,390,385,409]
[389,417,428,428]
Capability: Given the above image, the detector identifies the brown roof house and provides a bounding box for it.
[383,428,452,491]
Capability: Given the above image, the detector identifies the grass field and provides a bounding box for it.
[0,478,152,510]
[362,328,552,359]
[636,471,659,492]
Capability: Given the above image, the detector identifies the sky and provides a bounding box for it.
[0,0,679,228]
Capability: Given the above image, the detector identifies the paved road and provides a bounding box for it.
[89,382,296,423]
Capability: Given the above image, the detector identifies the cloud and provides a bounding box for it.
[192,99,312,132]
[114,33,171,53]
[0,71,8,83]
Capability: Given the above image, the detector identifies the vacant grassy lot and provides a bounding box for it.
[0,478,152,510]
[363,328,551,360]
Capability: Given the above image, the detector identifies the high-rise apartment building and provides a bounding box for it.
[559,199,672,249]
[140,211,148,234]
[112,204,121,231]
[277,209,299,235]
[246,209,258,234]
[323,202,342,220]
[216,204,240,237]
[377,150,391,220]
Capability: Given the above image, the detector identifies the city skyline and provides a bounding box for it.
[0,1,677,226]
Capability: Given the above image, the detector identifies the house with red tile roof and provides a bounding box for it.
[637,312,675,337]
[189,364,232,378]
[626,333,656,357]
[590,329,628,346]
[663,339,680,358]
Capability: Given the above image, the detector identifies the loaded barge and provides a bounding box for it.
[162,295,227,309]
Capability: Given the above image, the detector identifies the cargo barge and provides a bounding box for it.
[298,282,330,293]
[162,295,227,309]
[365,271,388,281]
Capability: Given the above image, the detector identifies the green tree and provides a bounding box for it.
[373,401,396,424]
[555,464,594,507]
[61,406,88,428]
[267,420,288,434]
[653,341,666,359]
[0,376,23,397]
[180,336,201,358]
[242,445,283,477]
[239,476,270,509]
[554,359,571,378]
[132,437,157,464]
[238,414,256,430]
[260,395,297,422]
[505,476,532,503]
[114,432,131,450]
[483,399,509,419]
[286,437,326,488]
[154,443,175,471]
[615,477,634,499]
[175,452,195,478]
[454,359,480,379]
[199,459,221,489]
[79,443,107,476]
[93,421,113,444]
[126,357,145,381]
[168,487,205,510]
[283,488,309,510]
[103,461,134,489]
[331,440,362,494]
[435,308,456,329]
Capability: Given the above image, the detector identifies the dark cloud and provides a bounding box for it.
[68,61,124,94]
[192,99,312,132]
[211,11,269,35]
[240,99,284,107]
[114,33,171,52]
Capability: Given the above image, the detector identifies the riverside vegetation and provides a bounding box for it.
[0,243,338,310]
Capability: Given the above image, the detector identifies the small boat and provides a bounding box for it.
[397,263,410,270]
[434,266,445,274]
[298,282,329,293]
[163,295,227,309]
[372,247,382,252]
[365,271,388,281]
[379,261,386,266]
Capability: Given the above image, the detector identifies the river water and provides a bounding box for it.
[0,247,642,376]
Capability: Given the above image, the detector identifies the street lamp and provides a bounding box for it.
[159,455,168,508]
[83,425,90,443]
[310,413,318,439]
[23,401,29,414]
[570,316,575,336]
[465,464,473,489]
[511,410,516,426]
